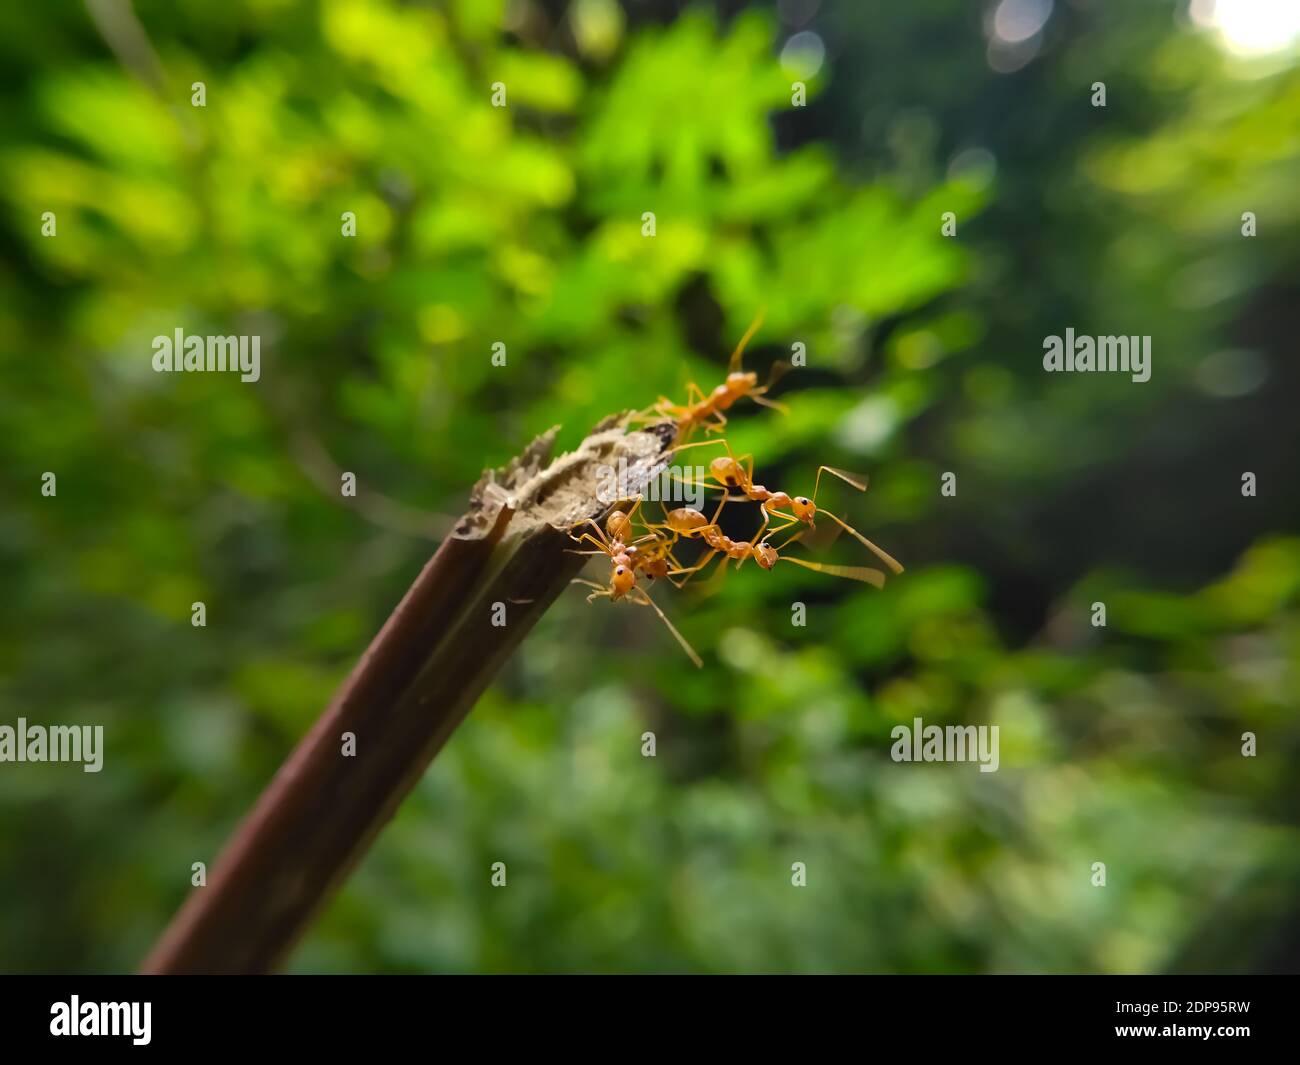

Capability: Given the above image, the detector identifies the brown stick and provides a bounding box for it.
[142,417,675,973]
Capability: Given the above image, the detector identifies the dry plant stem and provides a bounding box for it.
[142,416,676,974]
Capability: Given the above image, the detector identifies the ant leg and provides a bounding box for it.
[571,577,613,603]
[752,360,793,401]
[639,501,687,539]
[670,439,736,497]
[663,468,719,493]
[668,437,734,462]
[707,491,730,526]
[626,402,673,427]
[570,518,613,549]
[776,556,887,587]
[761,503,799,529]
[751,393,790,415]
[728,308,767,374]
[734,451,756,490]
[695,549,734,598]
[629,587,702,668]
[818,510,904,574]
[769,517,806,551]
[569,530,614,556]
[630,398,689,429]
[811,465,869,504]
[668,546,721,587]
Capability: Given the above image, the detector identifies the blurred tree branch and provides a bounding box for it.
[142,416,674,973]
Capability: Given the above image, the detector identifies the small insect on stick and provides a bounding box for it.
[629,310,791,444]
[749,523,889,587]
[567,501,702,667]
[667,438,904,576]
[645,494,748,590]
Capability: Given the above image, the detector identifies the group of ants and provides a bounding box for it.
[566,314,904,667]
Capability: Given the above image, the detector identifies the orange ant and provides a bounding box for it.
[633,310,789,443]
[750,524,889,585]
[567,501,702,667]
[643,494,761,583]
[668,438,905,577]
[569,500,682,586]
[659,503,890,590]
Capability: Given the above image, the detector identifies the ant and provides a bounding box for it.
[643,494,766,584]
[752,525,889,585]
[567,501,702,667]
[748,517,889,579]
[633,310,789,443]
[659,503,889,590]
[569,500,683,585]
[667,438,905,577]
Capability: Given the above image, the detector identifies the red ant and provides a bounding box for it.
[567,501,702,667]
[668,438,905,576]
[651,498,889,591]
[634,311,789,443]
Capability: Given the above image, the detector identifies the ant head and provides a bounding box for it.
[726,370,758,391]
[709,455,743,486]
[753,541,778,570]
[791,495,816,523]
[644,558,669,581]
[606,509,632,541]
[611,564,635,597]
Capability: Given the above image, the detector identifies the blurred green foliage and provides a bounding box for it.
[0,0,1297,973]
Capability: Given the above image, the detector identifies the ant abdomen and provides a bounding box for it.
[606,510,633,541]
[665,507,707,533]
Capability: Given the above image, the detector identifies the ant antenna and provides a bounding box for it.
[727,308,767,374]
